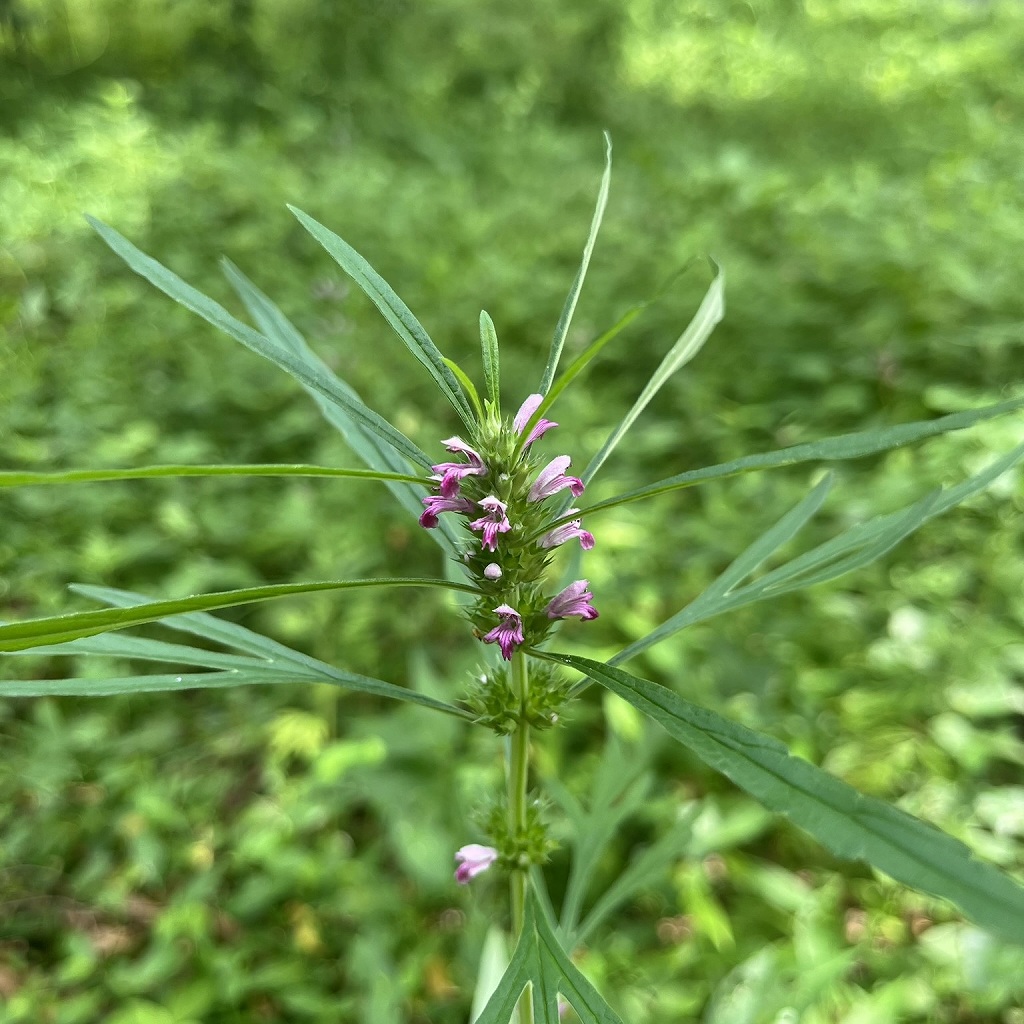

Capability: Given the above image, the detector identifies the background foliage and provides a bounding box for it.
[2,0,1023,1020]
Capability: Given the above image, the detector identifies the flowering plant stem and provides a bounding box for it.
[509,649,533,1024]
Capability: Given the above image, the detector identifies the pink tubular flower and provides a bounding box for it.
[514,394,559,446]
[483,604,524,660]
[546,580,599,621]
[420,493,474,529]
[432,436,487,497]
[470,496,512,551]
[455,843,499,884]
[529,456,584,502]
[538,510,595,551]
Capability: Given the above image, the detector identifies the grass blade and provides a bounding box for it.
[537,133,612,395]
[538,654,1024,946]
[287,205,475,428]
[86,216,433,471]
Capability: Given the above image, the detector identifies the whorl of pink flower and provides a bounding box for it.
[470,495,512,552]
[546,580,599,621]
[420,493,474,529]
[455,844,499,884]
[513,394,558,446]
[482,604,524,660]
[529,456,584,502]
[538,510,595,551]
[431,437,487,497]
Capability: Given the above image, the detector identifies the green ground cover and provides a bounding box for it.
[1,1,1023,1020]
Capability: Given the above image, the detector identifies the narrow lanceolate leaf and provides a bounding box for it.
[220,259,462,558]
[577,261,724,490]
[538,132,613,396]
[287,205,476,428]
[538,654,1024,946]
[512,300,650,462]
[0,464,424,488]
[576,395,1024,522]
[7,632,271,670]
[606,440,1024,670]
[86,216,433,472]
[0,668,330,697]
[443,357,484,422]
[473,893,624,1024]
[0,578,476,653]
[54,584,470,717]
[480,311,500,408]
[3,635,465,714]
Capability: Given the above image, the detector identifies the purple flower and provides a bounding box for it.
[514,394,558,447]
[470,496,512,552]
[432,436,487,497]
[420,493,474,529]
[538,509,595,551]
[546,580,599,621]
[483,604,524,660]
[483,562,503,580]
[529,456,584,502]
[455,843,499,884]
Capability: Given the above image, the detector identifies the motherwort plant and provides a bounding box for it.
[3,141,1024,1022]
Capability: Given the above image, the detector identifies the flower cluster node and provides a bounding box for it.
[464,664,572,735]
[454,844,498,884]
[420,394,599,660]
[455,794,557,883]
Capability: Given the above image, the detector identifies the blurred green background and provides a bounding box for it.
[2,0,1024,1020]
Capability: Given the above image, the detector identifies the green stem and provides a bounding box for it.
[509,650,533,1024]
